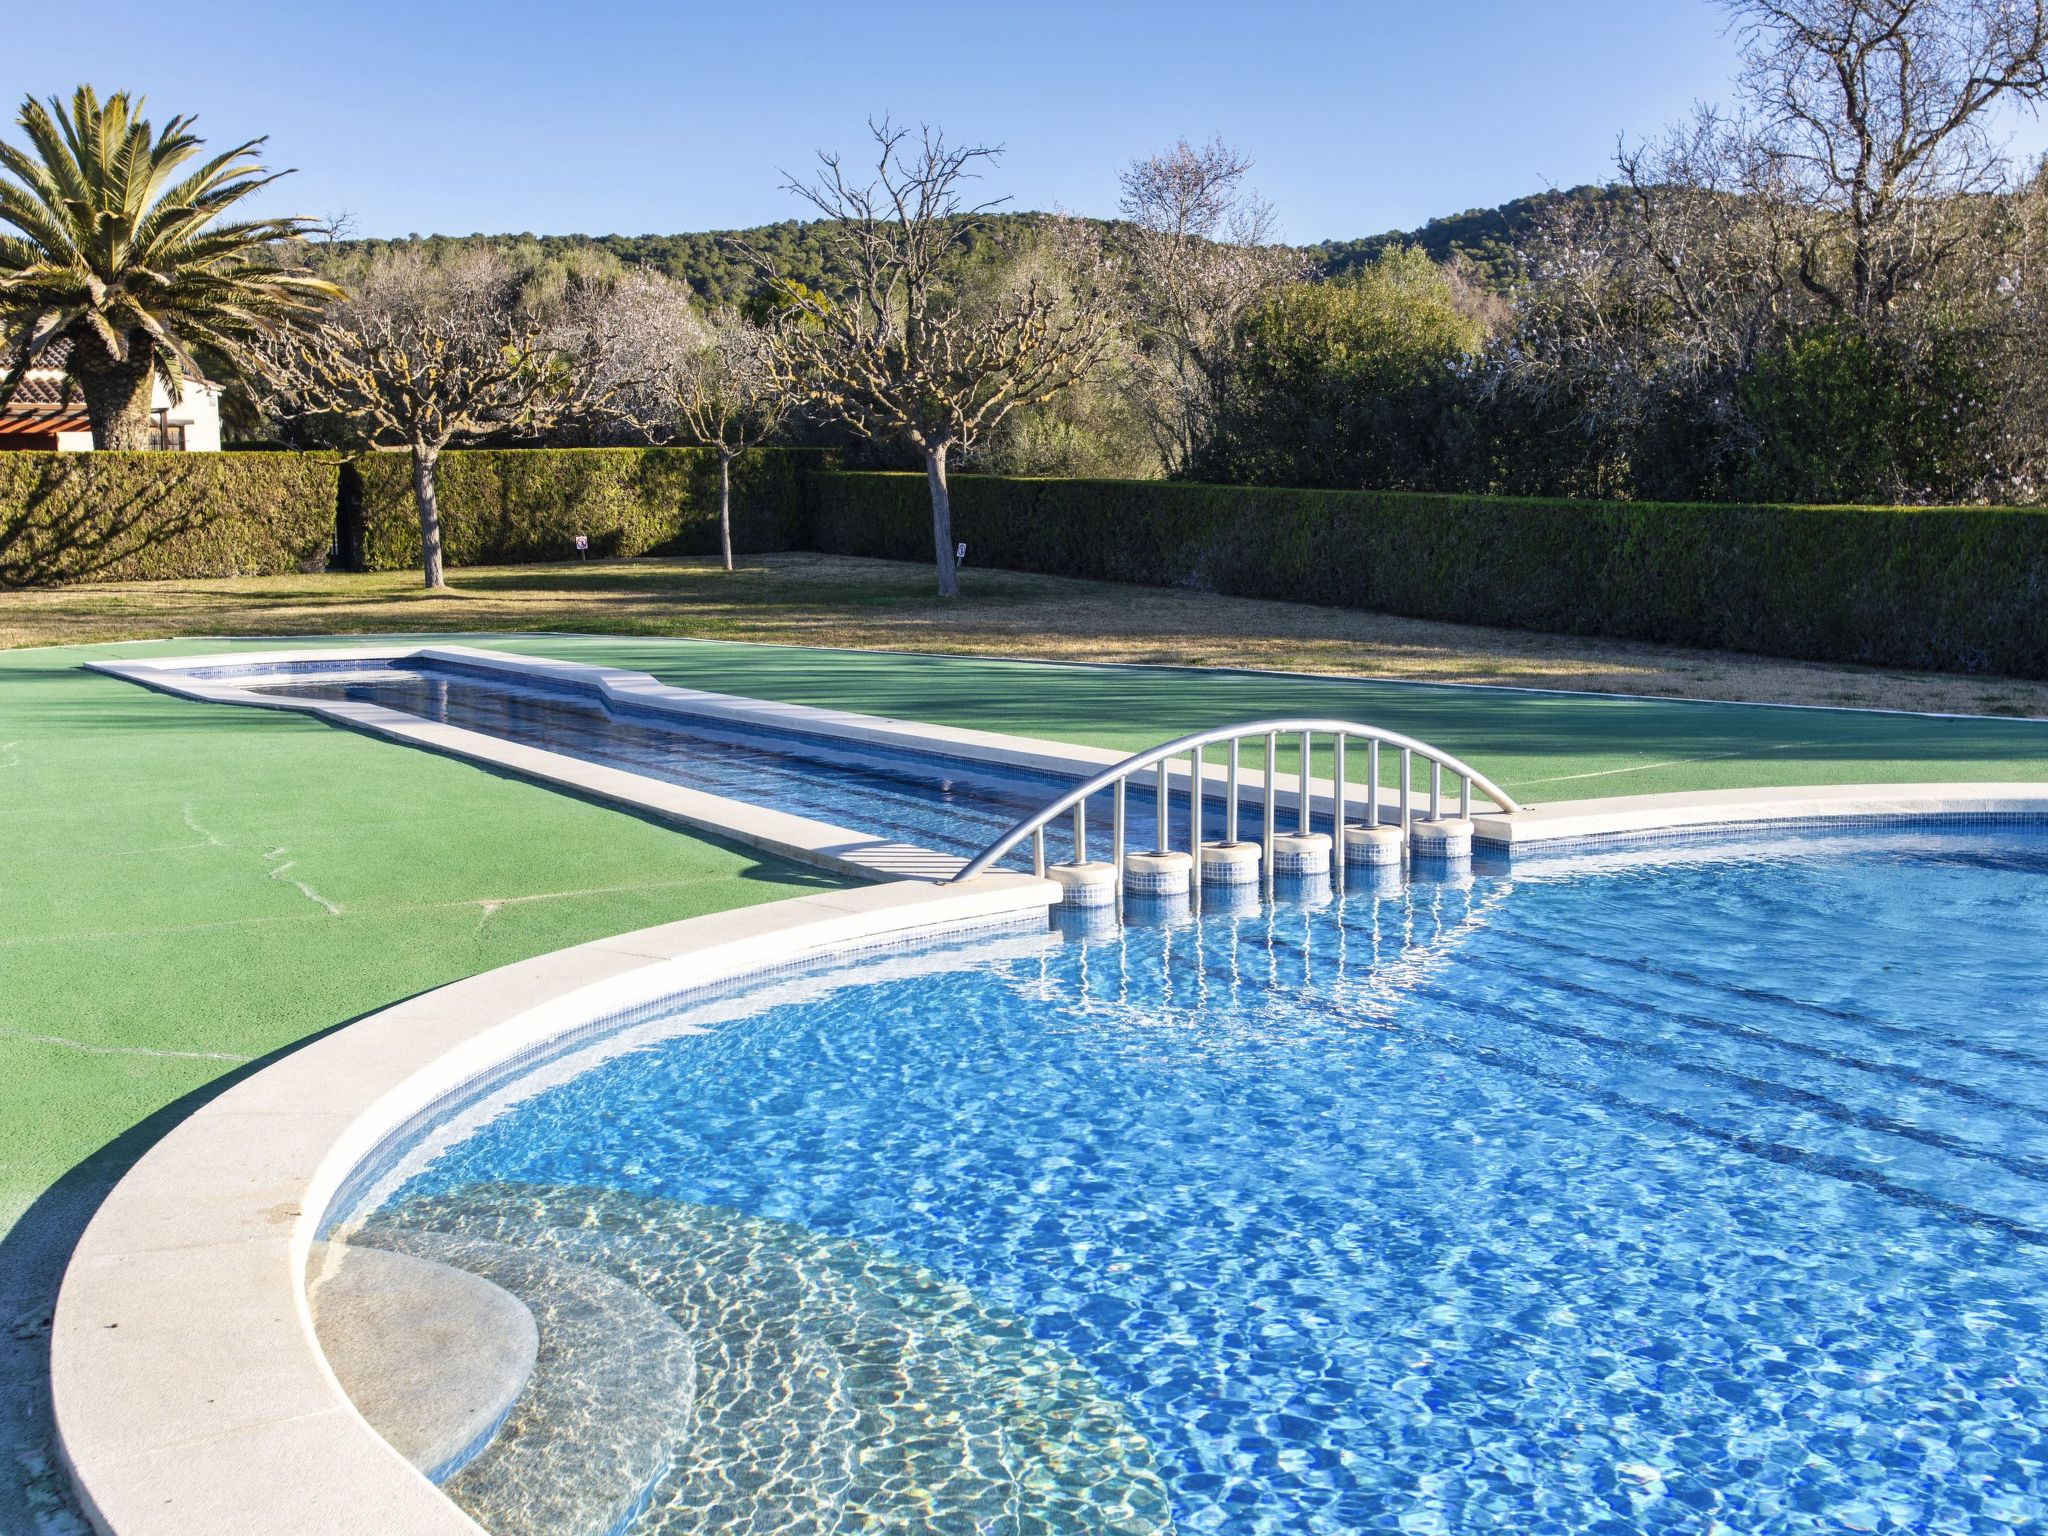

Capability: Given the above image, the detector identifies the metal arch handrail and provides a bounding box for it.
[950,717,1521,883]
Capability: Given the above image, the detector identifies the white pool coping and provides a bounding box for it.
[89,644,2048,856]
[50,874,1061,1536]
[1471,781,2048,849]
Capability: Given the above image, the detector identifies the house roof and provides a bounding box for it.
[3,338,82,422]
[0,411,86,435]
[11,371,74,405]
[5,334,209,391]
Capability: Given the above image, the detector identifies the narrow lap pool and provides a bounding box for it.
[333,824,2048,1536]
[250,659,1191,867]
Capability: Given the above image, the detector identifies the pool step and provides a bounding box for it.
[359,1182,1173,1536]
[307,1239,539,1483]
[345,1226,697,1536]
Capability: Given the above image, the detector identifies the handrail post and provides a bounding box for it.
[1430,761,1442,822]
[1400,747,1413,846]
[1263,731,1278,902]
[1368,740,1380,829]
[1333,734,1347,896]
[1112,778,1126,918]
[1032,827,1045,878]
[1227,738,1240,844]
[1297,730,1312,836]
[1073,798,1087,864]
[1460,776,1470,820]
[1154,760,1168,853]
[1189,747,1203,911]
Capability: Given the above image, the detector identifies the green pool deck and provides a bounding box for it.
[4,629,2048,1530]
[10,629,2048,1226]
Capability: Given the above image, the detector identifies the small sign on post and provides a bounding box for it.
[574,534,589,561]
[956,542,967,565]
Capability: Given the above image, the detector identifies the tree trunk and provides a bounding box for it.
[68,338,156,451]
[924,443,959,599]
[718,452,735,572]
[411,441,446,589]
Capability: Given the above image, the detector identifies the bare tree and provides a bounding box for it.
[1722,0,2048,320]
[1116,137,1308,475]
[256,246,607,588]
[757,119,1115,598]
[1498,0,2048,498]
[663,306,792,571]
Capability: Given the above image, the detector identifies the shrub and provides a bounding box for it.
[0,451,338,586]
[807,471,2048,676]
[1205,248,1486,491]
[354,447,810,571]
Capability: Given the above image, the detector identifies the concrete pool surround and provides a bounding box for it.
[50,876,1060,1536]
[51,641,2048,1534]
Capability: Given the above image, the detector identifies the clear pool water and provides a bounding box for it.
[252,660,1191,867]
[342,825,2048,1536]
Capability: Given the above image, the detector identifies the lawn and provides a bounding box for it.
[7,551,2048,716]
[6,586,2048,1532]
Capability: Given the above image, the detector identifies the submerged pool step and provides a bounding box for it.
[343,1226,698,1536]
[307,1239,539,1483]
[358,1183,1173,1536]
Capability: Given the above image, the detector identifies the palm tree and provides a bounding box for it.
[0,87,340,449]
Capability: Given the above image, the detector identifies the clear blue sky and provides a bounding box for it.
[9,1,2048,244]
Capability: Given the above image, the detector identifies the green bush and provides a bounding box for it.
[0,451,339,586]
[355,447,811,571]
[808,471,2048,676]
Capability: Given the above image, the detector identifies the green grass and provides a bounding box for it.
[5,627,2047,1532]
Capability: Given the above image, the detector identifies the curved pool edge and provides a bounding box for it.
[48,873,1061,1536]
[1471,781,2048,850]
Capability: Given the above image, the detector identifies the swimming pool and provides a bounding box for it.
[331,823,2048,1536]
[249,657,1196,869]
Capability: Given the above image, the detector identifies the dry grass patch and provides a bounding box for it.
[6,551,2044,717]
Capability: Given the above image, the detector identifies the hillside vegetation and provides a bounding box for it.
[325,191,1592,305]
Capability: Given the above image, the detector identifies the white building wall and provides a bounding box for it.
[155,376,223,452]
[41,376,224,452]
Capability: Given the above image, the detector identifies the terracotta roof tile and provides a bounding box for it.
[11,372,73,405]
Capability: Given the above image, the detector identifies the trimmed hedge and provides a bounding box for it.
[808,471,2048,676]
[0,451,339,586]
[356,447,811,571]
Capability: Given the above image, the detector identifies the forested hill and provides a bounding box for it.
[325,213,1049,306]
[326,188,1619,303]
[1314,185,1619,288]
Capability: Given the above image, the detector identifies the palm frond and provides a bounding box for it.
[0,83,335,430]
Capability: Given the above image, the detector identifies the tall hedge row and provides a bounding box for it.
[354,447,809,571]
[0,451,339,586]
[808,471,2048,676]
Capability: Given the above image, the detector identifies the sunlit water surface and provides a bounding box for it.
[344,826,2048,1535]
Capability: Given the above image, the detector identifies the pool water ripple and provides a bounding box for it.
[351,827,2048,1535]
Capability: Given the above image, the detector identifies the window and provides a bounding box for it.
[147,409,186,452]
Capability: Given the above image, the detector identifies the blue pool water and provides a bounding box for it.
[347,825,2048,1536]
[253,660,1197,866]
